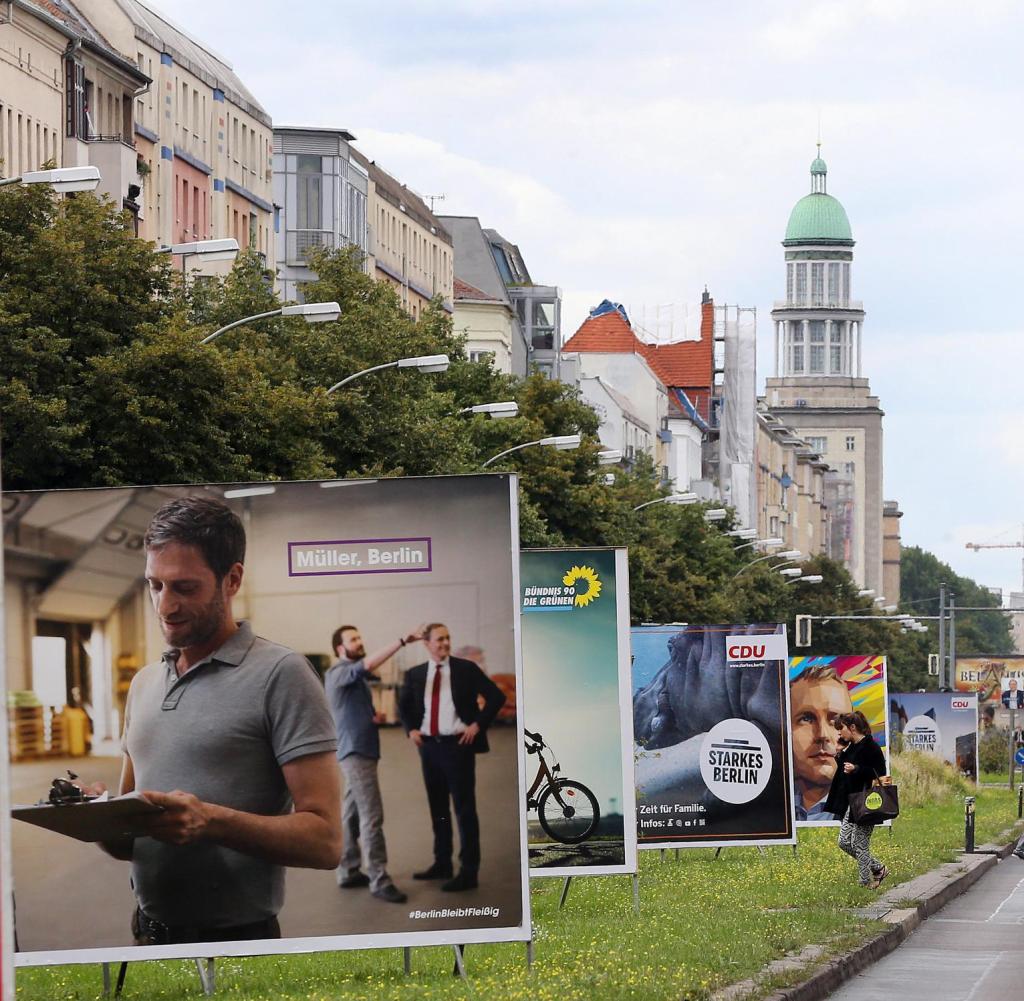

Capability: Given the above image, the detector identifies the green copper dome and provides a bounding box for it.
[784,152,853,244]
[784,193,853,243]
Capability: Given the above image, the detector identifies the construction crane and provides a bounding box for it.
[966,527,1024,593]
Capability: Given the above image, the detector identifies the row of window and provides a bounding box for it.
[806,435,857,454]
[0,108,59,177]
[375,202,452,292]
[133,51,271,184]
[784,319,856,376]
[786,261,851,306]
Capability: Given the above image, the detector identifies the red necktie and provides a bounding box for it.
[429,665,442,735]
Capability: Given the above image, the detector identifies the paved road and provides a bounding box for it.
[828,857,1024,1000]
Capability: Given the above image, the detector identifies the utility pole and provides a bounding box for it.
[948,591,956,691]
[938,582,947,688]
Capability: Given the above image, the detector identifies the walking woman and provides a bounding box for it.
[824,710,890,888]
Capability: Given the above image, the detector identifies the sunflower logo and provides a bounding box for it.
[562,565,602,607]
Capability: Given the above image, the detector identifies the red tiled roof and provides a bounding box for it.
[562,300,715,391]
[454,277,501,302]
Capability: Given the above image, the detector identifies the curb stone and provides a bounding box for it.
[710,823,1024,1001]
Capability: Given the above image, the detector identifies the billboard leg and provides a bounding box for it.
[714,847,723,860]
[102,964,111,997]
[115,962,128,996]
[452,945,467,979]
[195,958,215,996]
[403,947,411,975]
[558,876,572,910]
[631,874,640,914]
[526,939,534,969]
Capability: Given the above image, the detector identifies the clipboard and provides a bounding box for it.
[12,791,164,842]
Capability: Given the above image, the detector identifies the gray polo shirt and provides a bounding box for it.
[122,621,337,928]
[324,656,379,761]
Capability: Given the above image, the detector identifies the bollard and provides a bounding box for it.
[964,796,976,854]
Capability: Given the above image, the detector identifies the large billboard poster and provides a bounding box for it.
[0,522,11,999]
[631,624,796,849]
[954,650,1024,712]
[4,476,529,966]
[890,691,978,780]
[520,548,637,877]
[788,655,890,826]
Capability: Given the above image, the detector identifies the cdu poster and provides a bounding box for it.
[631,624,795,849]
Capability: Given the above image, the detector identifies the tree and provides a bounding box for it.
[900,545,1013,656]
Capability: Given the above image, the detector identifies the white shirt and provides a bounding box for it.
[422,659,465,736]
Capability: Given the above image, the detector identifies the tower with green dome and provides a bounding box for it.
[771,147,864,379]
[764,150,887,595]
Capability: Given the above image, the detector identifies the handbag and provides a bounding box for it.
[848,775,899,824]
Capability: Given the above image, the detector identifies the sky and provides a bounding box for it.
[165,0,1024,597]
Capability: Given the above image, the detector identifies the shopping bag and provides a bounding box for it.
[848,782,899,824]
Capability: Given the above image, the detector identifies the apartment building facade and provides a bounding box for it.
[75,0,275,268]
[352,149,453,319]
[273,126,368,302]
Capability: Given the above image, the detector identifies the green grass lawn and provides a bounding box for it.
[14,774,1022,1001]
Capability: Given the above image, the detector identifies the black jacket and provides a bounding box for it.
[398,656,506,753]
[824,733,887,817]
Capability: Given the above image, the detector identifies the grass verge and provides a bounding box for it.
[14,761,1020,1001]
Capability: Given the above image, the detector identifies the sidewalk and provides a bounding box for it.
[711,827,1024,1001]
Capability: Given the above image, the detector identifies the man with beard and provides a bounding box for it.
[326,623,424,903]
[94,495,341,945]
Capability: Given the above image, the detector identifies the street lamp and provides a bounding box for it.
[0,166,101,192]
[598,449,622,465]
[787,574,823,584]
[733,549,802,578]
[778,567,803,577]
[633,493,698,512]
[703,509,728,522]
[858,589,875,598]
[458,401,518,419]
[481,434,582,468]
[734,536,785,552]
[156,238,240,272]
[726,528,758,539]
[201,301,342,344]
[327,353,450,393]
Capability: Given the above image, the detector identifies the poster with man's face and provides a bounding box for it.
[788,655,889,826]
[631,624,796,849]
[1001,677,1024,710]
[520,548,637,876]
[4,476,529,967]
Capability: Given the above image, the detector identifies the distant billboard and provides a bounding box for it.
[891,692,978,780]
[954,656,1024,704]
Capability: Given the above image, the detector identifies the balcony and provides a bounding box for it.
[772,299,864,312]
[84,135,142,214]
[285,229,336,266]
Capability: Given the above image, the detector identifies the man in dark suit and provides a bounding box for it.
[399,622,506,891]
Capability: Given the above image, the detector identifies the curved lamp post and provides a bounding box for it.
[0,166,101,192]
[786,574,824,584]
[327,354,450,394]
[481,434,581,469]
[778,567,803,578]
[202,301,341,345]
[156,238,240,274]
[704,509,728,522]
[733,549,802,579]
[726,528,758,540]
[598,449,622,465]
[633,493,698,512]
